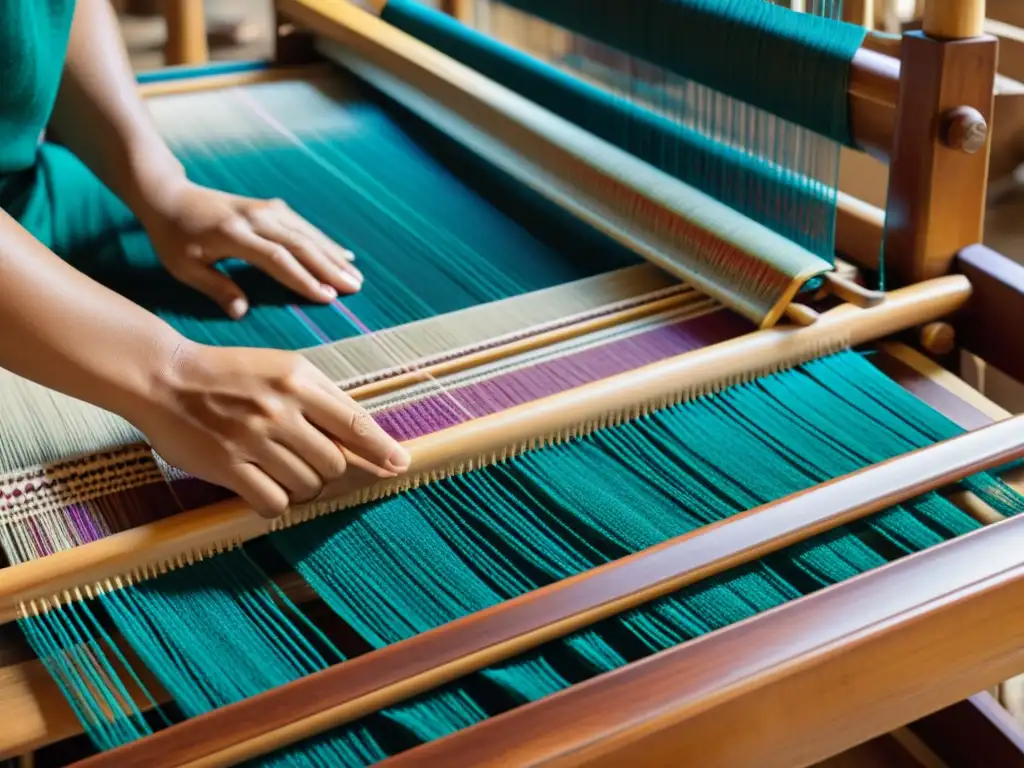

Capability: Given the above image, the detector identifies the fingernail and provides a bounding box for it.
[385,444,411,472]
[228,298,248,319]
[339,273,362,292]
[343,249,356,262]
[320,283,337,299]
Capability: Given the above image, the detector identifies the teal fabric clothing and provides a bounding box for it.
[0,0,76,175]
[2,144,148,274]
[0,0,159,290]
[0,0,139,269]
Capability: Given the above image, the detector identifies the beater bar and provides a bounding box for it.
[0,276,972,624]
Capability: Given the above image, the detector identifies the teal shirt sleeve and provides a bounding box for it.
[0,0,77,176]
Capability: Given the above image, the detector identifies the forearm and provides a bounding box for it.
[0,209,185,422]
[49,0,186,225]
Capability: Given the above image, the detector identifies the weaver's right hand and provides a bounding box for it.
[128,341,410,518]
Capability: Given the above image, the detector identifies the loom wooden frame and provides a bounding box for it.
[9,343,1017,763]
[9,0,1024,765]
[0,343,1007,764]
[61,414,1024,768]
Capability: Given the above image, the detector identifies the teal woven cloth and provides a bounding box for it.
[20,352,1024,765]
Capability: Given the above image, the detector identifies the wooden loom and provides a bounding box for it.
[4,0,1024,766]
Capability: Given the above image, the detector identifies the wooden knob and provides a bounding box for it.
[941,107,988,154]
[920,322,957,356]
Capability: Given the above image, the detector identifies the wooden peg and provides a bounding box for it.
[920,321,957,356]
[941,106,989,154]
[924,0,986,40]
[824,272,886,308]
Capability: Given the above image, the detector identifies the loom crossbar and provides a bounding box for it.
[382,497,1024,768]
[65,413,1024,768]
[0,276,973,625]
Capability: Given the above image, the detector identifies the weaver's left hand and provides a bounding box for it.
[143,182,363,319]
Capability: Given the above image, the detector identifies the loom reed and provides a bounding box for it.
[0,274,974,624]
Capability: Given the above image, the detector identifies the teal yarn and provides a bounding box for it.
[382,0,840,261]
[20,551,393,766]
[20,598,167,751]
[23,354,1024,765]
[157,82,639,348]
[495,0,867,145]
[31,81,638,353]
[263,351,1012,762]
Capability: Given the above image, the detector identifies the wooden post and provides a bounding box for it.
[164,0,209,66]
[882,0,996,285]
[924,0,986,39]
[843,0,875,30]
[440,0,474,22]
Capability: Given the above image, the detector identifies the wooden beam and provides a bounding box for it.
[883,31,997,284]
[66,417,1024,767]
[379,512,1024,768]
[955,244,1024,385]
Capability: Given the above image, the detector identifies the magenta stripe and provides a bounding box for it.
[289,306,332,344]
[375,310,750,441]
[332,299,374,335]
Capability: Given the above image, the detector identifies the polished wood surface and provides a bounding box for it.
[380,513,1024,768]
[955,244,1024,384]
[66,417,1024,766]
[923,0,986,40]
[163,0,209,66]
[884,33,997,284]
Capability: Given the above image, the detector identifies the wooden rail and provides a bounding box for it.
[67,414,1024,767]
[382,504,1024,768]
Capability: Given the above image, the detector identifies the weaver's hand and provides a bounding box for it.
[131,342,410,518]
[143,182,363,319]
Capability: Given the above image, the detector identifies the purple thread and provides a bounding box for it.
[66,503,105,543]
[289,306,332,344]
[375,310,749,440]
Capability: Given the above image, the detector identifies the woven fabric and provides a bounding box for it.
[0,307,745,563]
[19,351,1024,766]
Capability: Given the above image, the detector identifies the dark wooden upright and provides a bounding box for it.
[884,21,997,285]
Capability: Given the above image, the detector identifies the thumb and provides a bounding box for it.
[174,264,250,319]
